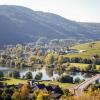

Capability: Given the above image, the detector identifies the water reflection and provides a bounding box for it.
[54,69,64,75]
[0,66,97,81]
[83,73,95,78]
[45,68,53,77]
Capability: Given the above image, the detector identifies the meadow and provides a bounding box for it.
[65,41,100,58]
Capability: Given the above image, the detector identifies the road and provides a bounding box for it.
[74,74,100,95]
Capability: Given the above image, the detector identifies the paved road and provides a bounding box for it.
[74,74,100,95]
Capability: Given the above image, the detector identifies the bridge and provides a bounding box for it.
[73,74,100,95]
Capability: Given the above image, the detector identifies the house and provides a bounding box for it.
[33,84,46,91]
[79,50,87,53]
[65,49,78,54]
[46,84,63,94]
[50,93,62,99]
[31,83,63,94]
[28,79,35,86]
[31,83,49,94]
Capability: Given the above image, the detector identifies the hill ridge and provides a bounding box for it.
[0,5,100,45]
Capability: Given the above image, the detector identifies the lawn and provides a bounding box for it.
[63,62,100,71]
[72,41,100,50]
[70,63,88,69]
[40,81,74,89]
[2,78,27,85]
[64,41,100,58]
[1,78,74,89]
[70,63,100,71]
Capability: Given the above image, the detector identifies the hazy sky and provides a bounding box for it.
[0,0,100,22]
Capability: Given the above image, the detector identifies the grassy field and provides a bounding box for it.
[64,41,100,58]
[63,63,100,71]
[0,78,73,89]
[70,63,100,71]
[2,78,27,85]
[40,81,74,89]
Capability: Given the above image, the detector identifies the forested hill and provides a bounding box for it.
[0,5,100,45]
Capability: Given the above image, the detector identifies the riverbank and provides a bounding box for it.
[40,81,74,89]
[0,78,74,89]
[0,78,27,85]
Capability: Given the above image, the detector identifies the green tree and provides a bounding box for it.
[25,72,33,79]
[0,71,4,78]
[84,64,92,71]
[12,71,20,79]
[63,89,71,96]
[74,77,80,84]
[92,55,99,71]
[35,72,43,80]
[58,74,73,83]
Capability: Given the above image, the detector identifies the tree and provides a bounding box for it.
[0,71,3,78]
[36,93,43,100]
[20,84,29,100]
[25,72,33,79]
[35,72,43,80]
[88,85,96,96]
[74,77,80,84]
[92,64,96,71]
[1,91,9,100]
[63,89,71,96]
[33,90,40,99]
[12,71,20,79]
[8,71,13,77]
[35,90,49,100]
[28,55,37,66]
[92,54,99,71]
[84,64,92,71]
[58,74,73,83]
[12,91,20,100]
[45,53,54,65]
[58,55,64,64]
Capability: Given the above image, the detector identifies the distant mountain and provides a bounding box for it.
[0,5,100,45]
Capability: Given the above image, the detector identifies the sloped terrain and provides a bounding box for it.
[0,5,100,45]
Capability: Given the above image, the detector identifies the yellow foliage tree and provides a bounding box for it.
[12,91,20,100]
[20,84,29,100]
[45,53,54,65]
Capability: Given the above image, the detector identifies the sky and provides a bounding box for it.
[0,0,100,22]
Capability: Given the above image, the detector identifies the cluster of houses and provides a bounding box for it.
[0,80,64,99]
[28,80,63,99]
[0,40,87,62]
[30,83,63,99]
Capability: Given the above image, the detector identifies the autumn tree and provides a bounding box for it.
[12,90,20,100]
[58,55,64,64]
[36,90,49,100]
[45,53,54,65]
[20,84,29,100]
